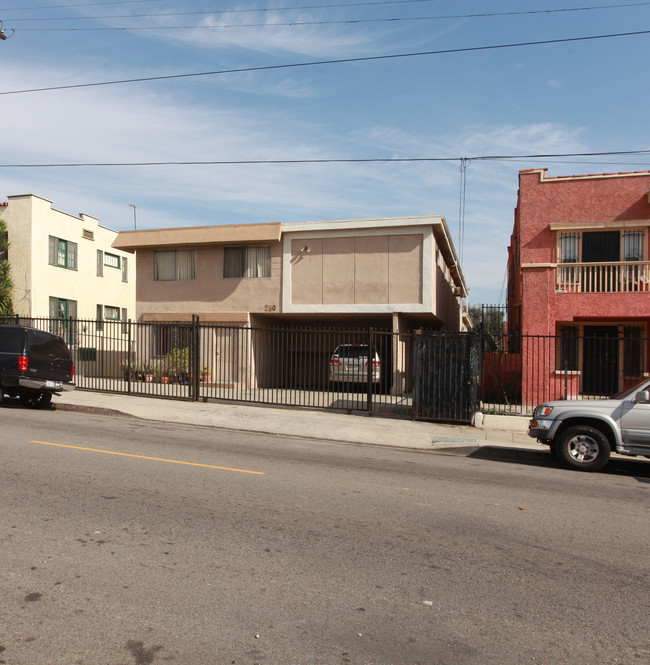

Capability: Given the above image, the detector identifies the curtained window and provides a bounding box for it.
[153,250,196,280]
[223,246,271,278]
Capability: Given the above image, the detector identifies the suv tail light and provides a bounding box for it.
[18,355,28,372]
[71,364,75,380]
[329,359,341,366]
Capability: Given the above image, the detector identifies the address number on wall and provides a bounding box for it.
[264,304,277,312]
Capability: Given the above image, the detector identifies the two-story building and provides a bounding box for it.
[113,214,468,395]
[507,168,650,402]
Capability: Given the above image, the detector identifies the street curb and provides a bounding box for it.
[54,402,132,419]
[53,401,494,455]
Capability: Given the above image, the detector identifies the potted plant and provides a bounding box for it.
[143,362,155,383]
[200,366,211,383]
[164,346,190,384]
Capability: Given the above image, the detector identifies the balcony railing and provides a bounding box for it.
[557,261,650,293]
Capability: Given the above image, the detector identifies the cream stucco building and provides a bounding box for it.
[0,194,136,325]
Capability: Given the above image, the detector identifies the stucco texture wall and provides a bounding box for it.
[136,244,283,320]
[290,234,422,306]
[517,170,650,336]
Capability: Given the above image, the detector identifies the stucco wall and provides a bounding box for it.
[135,243,283,320]
[516,170,650,336]
[1,195,135,320]
[289,234,422,306]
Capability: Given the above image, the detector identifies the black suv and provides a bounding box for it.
[0,325,75,408]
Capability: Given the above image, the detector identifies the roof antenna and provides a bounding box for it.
[0,21,15,40]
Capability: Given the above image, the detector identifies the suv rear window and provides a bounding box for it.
[334,345,373,359]
[0,327,25,353]
[29,331,70,361]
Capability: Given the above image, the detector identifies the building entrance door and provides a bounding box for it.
[583,325,619,395]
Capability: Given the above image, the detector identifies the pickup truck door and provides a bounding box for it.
[620,398,650,446]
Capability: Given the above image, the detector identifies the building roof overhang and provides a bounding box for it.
[112,222,282,253]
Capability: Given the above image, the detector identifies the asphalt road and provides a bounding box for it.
[1,406,649,665]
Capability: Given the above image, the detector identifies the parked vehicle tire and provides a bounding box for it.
[20,391,52,409]
[555,425,611,472]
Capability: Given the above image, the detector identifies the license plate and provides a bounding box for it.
[45,380,62,389]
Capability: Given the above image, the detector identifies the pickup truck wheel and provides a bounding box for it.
[20,392,52,409]
[556,425,611,472]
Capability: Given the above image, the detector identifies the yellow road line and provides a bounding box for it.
[30,440,264,475]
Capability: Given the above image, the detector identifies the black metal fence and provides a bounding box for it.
[1,315,427,419]
[479,315,649,415]
[4,313,642,420]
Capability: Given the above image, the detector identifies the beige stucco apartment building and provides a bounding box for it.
[113,214,468,334]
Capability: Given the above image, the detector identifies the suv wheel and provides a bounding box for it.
[20,392,52,409]
[554,425,611,472]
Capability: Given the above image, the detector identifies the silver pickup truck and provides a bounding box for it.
[529,378,650,471]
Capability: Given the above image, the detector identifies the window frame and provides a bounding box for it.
[557,228,647,264]
[104,252,121,270]
[153,250,197,281]
[49,235,78,271]
[223,245,271,279]
[104,305,120,321]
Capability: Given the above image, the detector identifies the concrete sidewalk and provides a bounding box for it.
[53,389,544,457]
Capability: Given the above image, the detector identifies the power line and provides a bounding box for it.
[0,149,648,168]
[2,28,649,96]
[0,1,453,13]
[0,1,161,10]
[10,2,650,26]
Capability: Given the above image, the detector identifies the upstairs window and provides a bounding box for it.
[558,229,646,263]
[153,250,196,281]
[560,233,579,264]
[49,236,77,270]
[104,252,121,269]
[223,246,271,278]
[624,231,644,262]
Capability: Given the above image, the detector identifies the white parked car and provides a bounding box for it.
[328,344,381,386]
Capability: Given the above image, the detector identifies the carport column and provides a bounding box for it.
[392,313,406,396]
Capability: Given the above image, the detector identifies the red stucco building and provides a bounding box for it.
[507,168,650,405]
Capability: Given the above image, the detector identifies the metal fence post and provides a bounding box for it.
[191,315,200,402]
[367,327,374,415]
[127,319,132,396]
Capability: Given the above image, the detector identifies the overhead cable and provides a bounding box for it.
[10,3,650,26]
[0,149,648,168]
[2,28,649,96]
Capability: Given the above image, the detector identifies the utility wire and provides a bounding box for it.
[9,2,650,25]
[0,1,161,10]
[2,28,649,96]
[0,150,648,168]
[0,1,448,13]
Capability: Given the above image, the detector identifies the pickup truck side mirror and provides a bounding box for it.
[634,390,650,404]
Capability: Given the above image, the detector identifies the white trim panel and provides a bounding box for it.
[282,224,434,314]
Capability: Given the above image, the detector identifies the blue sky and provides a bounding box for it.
[1,0,649,305]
